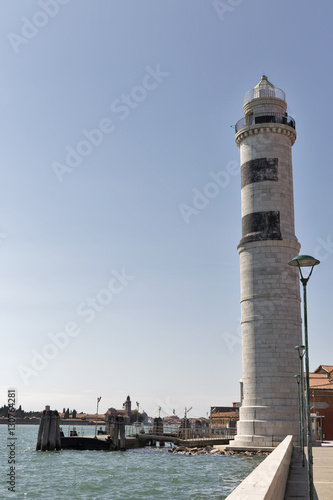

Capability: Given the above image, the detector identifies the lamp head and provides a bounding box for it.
[288,255,320,267]
[295,345,305,351]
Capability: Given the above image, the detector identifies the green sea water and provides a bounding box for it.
[1,425,264,499]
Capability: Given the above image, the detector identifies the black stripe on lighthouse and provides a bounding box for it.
[241,158,278,188]
[240,211,282,244]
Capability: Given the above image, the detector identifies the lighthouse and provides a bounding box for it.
[232,76,302,448]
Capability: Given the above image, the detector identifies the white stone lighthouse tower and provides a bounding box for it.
[233,76,302,448]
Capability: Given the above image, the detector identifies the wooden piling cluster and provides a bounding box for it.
[110,416,126,451]
[178,418,191,439]
[151,417,164,447]
[36,410,61,451]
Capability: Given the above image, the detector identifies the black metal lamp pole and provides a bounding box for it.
[288,255,320,500]
[95,396,102,438]
[294,374,302,456]
[295,345,305,467]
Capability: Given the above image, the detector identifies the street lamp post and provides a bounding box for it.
[94,396,102,438]
[294,374,302,458]
[295,345,305,467]
[288,255,320,500]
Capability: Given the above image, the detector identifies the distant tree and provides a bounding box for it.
[0,405,38,419]
[64,408,70,419]
[25,410,42,418]
[16,405,24,418]
[0,405,8,417]
[72,409,77,419]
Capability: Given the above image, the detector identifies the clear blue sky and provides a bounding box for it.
[1,0,332,418]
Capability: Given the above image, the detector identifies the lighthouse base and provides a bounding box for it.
[227,403,299,449]
[227,435,293,450]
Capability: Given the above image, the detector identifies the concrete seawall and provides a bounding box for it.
[226,435,293,499]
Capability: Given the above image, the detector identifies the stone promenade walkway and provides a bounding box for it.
[284,441,333,499]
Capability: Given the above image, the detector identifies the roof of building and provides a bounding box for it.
[211,411,239,418]
[210,406,237,414]
[104,408,133,422]
[310,371,333,390]
[314,365,333,375]
[188,417,208,423]
[163,416,181,422]
[59,413,105,420]
[77,413,105,420]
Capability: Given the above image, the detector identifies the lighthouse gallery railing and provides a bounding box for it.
[235,112,296,134]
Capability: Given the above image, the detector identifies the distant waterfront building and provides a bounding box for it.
[310,365,333,440]
[163,415,181,426]
[105,395,132,425]
[210,406,239,429]
[231,76,302,448]
[211,410,239,429]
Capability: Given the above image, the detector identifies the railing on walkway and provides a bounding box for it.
[126,423,237,440]
[179,433,236,442]
[178,427,237,440]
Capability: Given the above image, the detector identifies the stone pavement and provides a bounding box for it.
[284,442,333,499]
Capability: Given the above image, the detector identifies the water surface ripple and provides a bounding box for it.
[0,425,264,499]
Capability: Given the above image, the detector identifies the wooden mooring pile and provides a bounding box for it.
[36,409,61,451]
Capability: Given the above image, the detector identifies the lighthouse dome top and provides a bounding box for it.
[254,75,275,95]
[244,75,286,104]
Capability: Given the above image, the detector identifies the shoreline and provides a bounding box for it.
[170,445,270,457]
